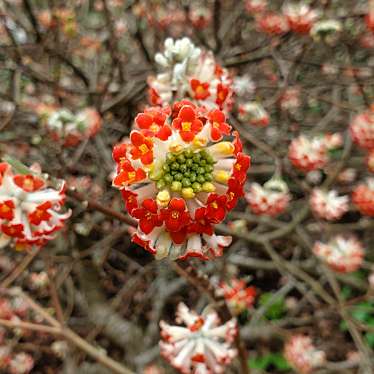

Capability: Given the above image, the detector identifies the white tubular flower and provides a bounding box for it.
[282,3,319,34]
[284,335,326,374]
[8,353,34,374]
[0,162,70,250]
[288,135,328,172]
[313,235,364,273]
[310,189,349,221]
[233,75,256,98]
[310,20,342,43]
[349,106,374,150]
[238,102,269,127]
[245,178,291,217]
[43,107,101,147]
[160,303,237,374]
[149,38,233,113]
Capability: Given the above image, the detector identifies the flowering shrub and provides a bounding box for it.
[0,1,373,373]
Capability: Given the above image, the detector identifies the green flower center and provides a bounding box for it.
[151,149,216,197]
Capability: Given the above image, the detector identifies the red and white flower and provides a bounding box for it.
[218,279,256,315]
[112,102,250,260]
[310,189,349,221]
[349,106,374,150]
[149,38,233,112]
[288,135,328,172]
[257,13,290,35]
[160,303,237,374]
[8,353,34,374]
[284,335,326,374]
[279,87,301,112]
[323,132,343,150]
[313,235,364,273]
[245,178,290,217]
[245,0,267,14]
[0,162,70,250]
[189,5,212,29]
[238,102,269,127]
[39,107,101,147]
[282,3,318,34]
[0,346,11,369]
[352,178,374,216]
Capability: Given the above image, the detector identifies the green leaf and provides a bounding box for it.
[258,293,286,320]
[248,355,272,370]
[365,333,374,348]
[271,353,291,371]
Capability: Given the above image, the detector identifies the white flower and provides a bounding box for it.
[0,162,70,250]
[284,335,325,374]
[246,179,290,217]
[313,235,364,273]
[310,20,342,42]
[310,189,349,221]
[233,75,256,97]
[160,303,237,373]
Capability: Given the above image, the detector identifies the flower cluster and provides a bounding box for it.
[0,295,34,374]
[253,3,319,36]
[238,102,269,127]
[159,303,237,374]
[288,135,328,172]
[36,106,101,147]
[284,335,326,374]
[0,162,70,250]
[310,189,349,221]
[112,101,250,260]
[313,235,364,273]
[218,279,256,315]
[245,178,290,217]
[349,106,374,155]
[149,38,233,113]
[352,178,374,216]
[282,3,319,34]
[133,1,211,31]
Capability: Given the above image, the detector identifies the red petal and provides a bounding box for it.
[135,113,152,129]
[179,106,196,122]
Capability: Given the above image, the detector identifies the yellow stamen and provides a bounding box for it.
[181,187,195,199]
[192,137,208,148]
[211,202,218,209]
[0,205,10,213]
[169,141,183,153]
[202,182,216,193]
[214,170,230,184]
[156,190,171,208]
[182,122,192,131]
[127,171,136,180]
[150,123,160,133]
[139,144,149,154]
